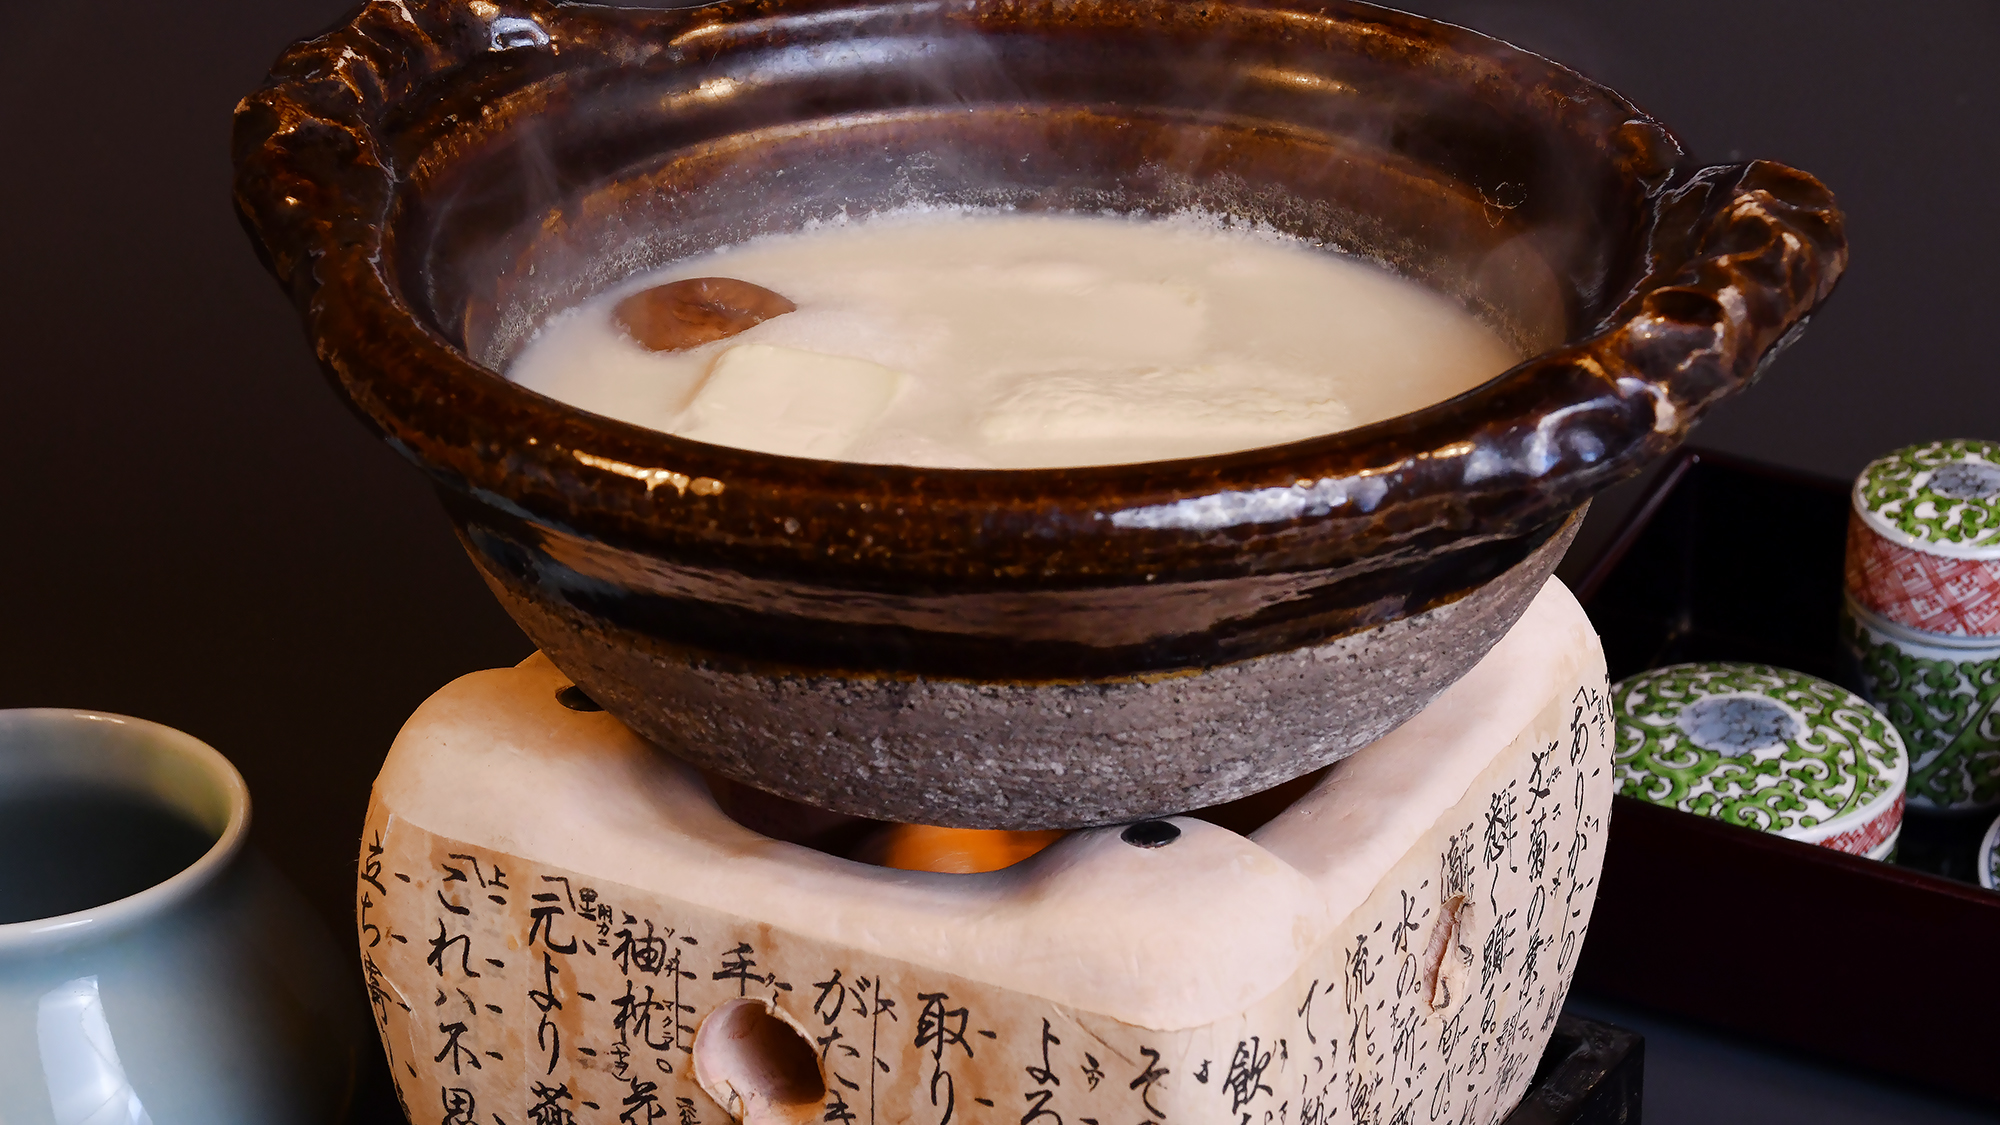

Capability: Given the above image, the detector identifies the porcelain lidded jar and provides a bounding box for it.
[1612,663,1907,858]
[1843,440,2000,810]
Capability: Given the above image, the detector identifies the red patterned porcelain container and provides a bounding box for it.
[1846,440,2000,637]
[1842,440,2000,810]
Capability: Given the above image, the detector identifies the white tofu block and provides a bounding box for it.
[978,363,1353,451]
[674,344,907,459]
[358,581,1612,1125]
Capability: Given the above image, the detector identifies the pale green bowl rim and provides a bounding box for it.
[0,709,251,953]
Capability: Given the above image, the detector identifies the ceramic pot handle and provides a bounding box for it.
[1590,159,1846,437]
[231,0,572,295]
[1352,157,1848,559]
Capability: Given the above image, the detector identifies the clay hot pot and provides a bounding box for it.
[233,0,1845,828]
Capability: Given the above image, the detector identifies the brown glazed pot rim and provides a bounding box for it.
[231,0,1847,591]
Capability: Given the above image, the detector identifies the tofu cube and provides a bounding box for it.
[674,344,907,459]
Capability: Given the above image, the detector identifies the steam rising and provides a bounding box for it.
[416,0,1633,428]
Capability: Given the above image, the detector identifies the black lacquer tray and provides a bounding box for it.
[1508,1015,1646,1125]
[1571,448,2000,1105]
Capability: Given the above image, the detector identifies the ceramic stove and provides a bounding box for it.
[355,580,1611,1125]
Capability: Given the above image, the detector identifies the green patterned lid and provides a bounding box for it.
[1612,663,1907,842]
[1854,439,2000,559]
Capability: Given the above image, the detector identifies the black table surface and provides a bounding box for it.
[6,1,1998,1121]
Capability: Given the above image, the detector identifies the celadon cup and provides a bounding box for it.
[0,710,362,1124]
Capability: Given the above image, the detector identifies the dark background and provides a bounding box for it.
[3,1,1996,1120]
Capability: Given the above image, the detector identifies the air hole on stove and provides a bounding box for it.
[556,685,602,712]
[1122,820,1181,848]
[693,998,826,1123]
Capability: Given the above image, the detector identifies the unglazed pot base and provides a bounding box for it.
[476,514,1577,829]
[357,580,1611,1124]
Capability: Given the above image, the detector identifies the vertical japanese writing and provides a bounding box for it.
[580,887,609,937]
[426,918,479,979]
[915,992,974,1125]
[362,952,408,1065]
[445,852,508,893]
[530,951,564,1074]
[1346,1071,1382,1125]
[808,967,866,1122]
[1493,1012,1525,1093]
[611,975,670,1055]
[436,1021,481,1075]
[1297,978,1323,1045]
[714,942,773,997]
[1556,681,1610,986]
[1479,909,1517,992]
[1389,1000,1420,1085]
[1224,1038,1273,1119]
[1299,1082,1331,1125]
[665,940,698,1055]
[1483,785,1519,887]
[596,896,696,1082]
[614,917,671,976]
[811,968,853,1066]
[1520,886,1548,998]
[1440,826,1475,905]
[531,877,579,955]
[1436,1006,1467,1066]
[360,831,388,950]
[1527,743,1555,807]
[528,1080,576,1125]
[1021,1018,1063,1124]
[1392,891,1421,956]
[1525,810,1550,883]
[860,974,897,1124]
[1343,931,1377,1066]
[1129,1045,1169,1120]
[1080,1053,1104,1090]
[620,1075,667,1123]
[1570,686,1596,766]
